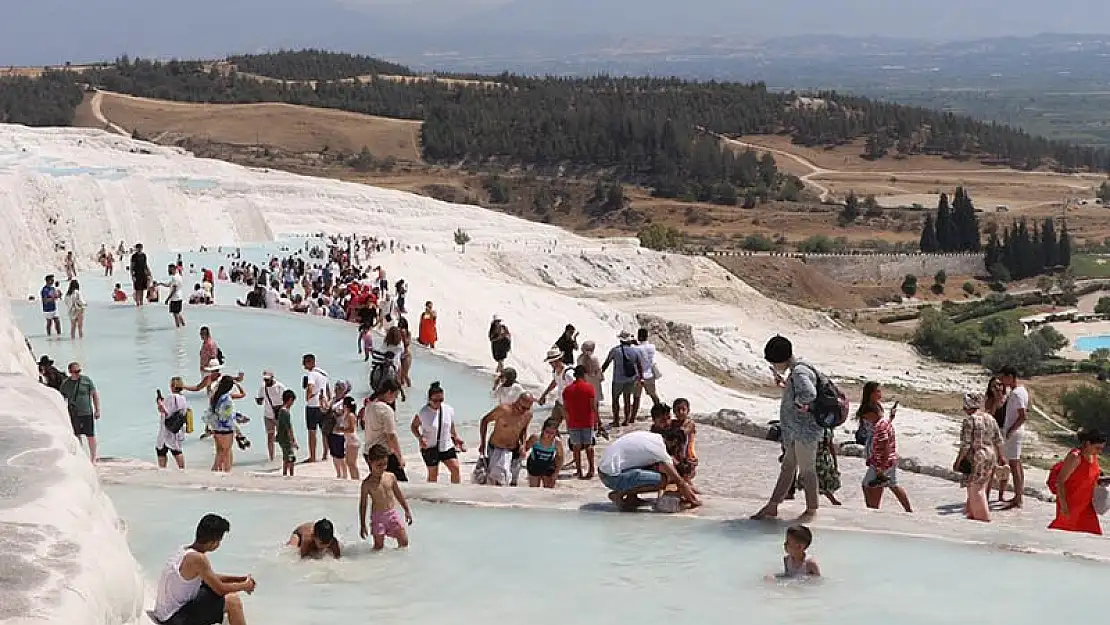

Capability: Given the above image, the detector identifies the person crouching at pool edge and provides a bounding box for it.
[597,428,699,512]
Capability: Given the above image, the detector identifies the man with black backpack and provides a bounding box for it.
[601,330,642,428]
[752,336,824,522]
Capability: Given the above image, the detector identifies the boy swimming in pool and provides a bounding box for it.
[778,525,821,578]
[359,444,413,549]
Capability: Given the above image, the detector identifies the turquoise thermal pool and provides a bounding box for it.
[109,485,1106,625]
[16,241,499,465]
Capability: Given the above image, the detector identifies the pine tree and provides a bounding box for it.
[838,191,860,226]
[919,214,938,252]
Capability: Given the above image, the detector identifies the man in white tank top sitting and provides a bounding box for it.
[151,514,255,625]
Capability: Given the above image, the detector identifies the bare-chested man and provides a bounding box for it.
[478,393,534,486]
[286,518,341,559]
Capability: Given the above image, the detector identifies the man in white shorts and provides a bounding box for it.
[41,274,61,337]
[478,394,534,486]
[999,365,1028,509]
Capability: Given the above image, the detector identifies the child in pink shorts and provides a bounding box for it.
[359,444,413,549]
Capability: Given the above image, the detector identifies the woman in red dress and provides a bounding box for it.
[1049,428,1106,535]
[418,301,438,348]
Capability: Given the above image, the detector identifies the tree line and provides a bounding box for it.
[8,50,1110,187]
[918,188,981,253]
[227,50,412,80]
[984,217,1071,281]
[0,71,84,126]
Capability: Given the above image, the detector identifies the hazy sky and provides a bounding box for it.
[4,0,1110,65]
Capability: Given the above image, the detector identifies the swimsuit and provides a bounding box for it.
[371,508,405,538]
[526,440,558,477]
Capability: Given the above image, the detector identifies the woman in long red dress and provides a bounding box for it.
[418,301,438,348]
[1049,428,1106,535]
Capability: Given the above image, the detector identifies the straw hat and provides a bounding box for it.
[544,348,563,363]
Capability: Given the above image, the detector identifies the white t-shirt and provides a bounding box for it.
[305,369,328,408]
[637,342,658,380]
[163,393,188,416]
[1003,385,1029,435]
[255,380,287,420]
[416,403,456,452]
[598,431,671,476]
[265,287,281,309]
[553,367,575,405]
[167,273,184,302]
[494,383,525,406]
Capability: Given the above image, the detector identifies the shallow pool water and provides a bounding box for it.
[109,484,1106,625]
[17,239,501,464]
[1074,335,1110,352]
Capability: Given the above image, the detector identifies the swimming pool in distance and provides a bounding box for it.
[1074,335,1110,352]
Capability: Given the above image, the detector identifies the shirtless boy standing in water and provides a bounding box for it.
[286,518,341,559]
[359,444,413,549]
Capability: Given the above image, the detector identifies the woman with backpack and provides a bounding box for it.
[952,392,1006,522]
[64,280,87,340]
[155,377,189,469]
[1048,428,1106,535]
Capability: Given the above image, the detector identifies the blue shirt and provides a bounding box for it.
[41,286,58,312]
[779,360,822,444]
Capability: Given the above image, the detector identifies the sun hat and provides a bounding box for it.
[37,355,53,367]
[544,347,563,363]
[262,370,274,379]
[203,358,223,372]
[963,392,984,411]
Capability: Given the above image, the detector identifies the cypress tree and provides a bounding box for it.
[1059,223,1072,267]
[920,214,939,252]
[1041,218,1058,268]
[935,193,954,251]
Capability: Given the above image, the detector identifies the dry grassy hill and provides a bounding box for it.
[75,91,422,161]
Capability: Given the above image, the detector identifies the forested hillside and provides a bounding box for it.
[7,50,1110,195]
[227,50,412,80]
[0,71,83,126]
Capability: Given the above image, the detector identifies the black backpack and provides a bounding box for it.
[369,350,398,392]
[792,363,849,429]
[619,345,637,379]
[164,409,187,434]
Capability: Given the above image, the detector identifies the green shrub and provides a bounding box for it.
[1061,383,1110,433]
[1096,296,1110,316]
[638,224,684,251]
[740,233,775,252]
[878,311,921,324]
[962,281,976,296]
[901,275,918,297]
[911,308,982,363]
